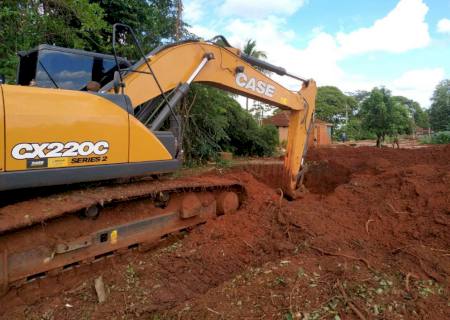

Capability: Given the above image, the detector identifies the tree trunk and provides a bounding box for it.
[376,135,381,148]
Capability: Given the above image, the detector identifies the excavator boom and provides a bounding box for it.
[103,39,316,197]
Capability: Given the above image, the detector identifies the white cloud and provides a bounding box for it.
[389,68,445,106]
[220,0,432,82]
[219,0,306,19]
[437,18,450,34]
[336,0,430,56]
[222,17,344,92]
[184,0,206,24]
[187,24,218,39]
[188,0,441,107]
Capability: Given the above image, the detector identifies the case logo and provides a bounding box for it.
[235,73,276,97]
[12,141,109,160]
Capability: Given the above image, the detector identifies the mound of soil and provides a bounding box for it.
[1,145,449,319]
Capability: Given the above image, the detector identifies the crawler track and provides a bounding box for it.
[0,174,246,295]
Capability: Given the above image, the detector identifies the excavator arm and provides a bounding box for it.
[105,40,317,197]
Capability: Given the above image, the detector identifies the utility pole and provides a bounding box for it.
[345,103,348,126]
[175,0,183,41]
[344,92,351,127]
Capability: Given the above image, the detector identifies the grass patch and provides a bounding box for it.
[420,131,450,144]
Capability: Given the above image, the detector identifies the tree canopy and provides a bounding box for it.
[315,86,356,126]
[360,87,411,147]
[0,0,107,80]
[0,0,439,155]
[392,95,429,129]
[182,85,278,164]
[0,3,278,162]
[97,0,182,58]
[428,79,450,131]
[315,85,429,144]
[0,0,182,81]
[242,39,267,59]
[242,39,268,113]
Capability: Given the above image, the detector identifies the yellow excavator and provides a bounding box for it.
[0,25,316,295]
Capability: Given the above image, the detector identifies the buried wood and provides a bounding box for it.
[95,276,107,303]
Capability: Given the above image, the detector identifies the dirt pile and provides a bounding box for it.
[167,145,449,319]
[0,145,449,319]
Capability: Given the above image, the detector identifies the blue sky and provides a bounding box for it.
[184,0,450,107]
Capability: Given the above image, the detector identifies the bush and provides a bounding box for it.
[334,118,377,141]
[181,85,279,165]
[420,131,450,144]
[222,102,279,157]
[431,131,450,144]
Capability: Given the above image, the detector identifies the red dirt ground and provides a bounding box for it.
[0,145,449,319]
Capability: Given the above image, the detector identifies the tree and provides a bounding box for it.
[181,85,279,164]
[96,0,182,58]
[0,0,183,82]
[428,80,450,131]
[0,1,277,164]
[315,86,357,127]
[335,90,373,140]
[249,101,274,126]
[242,39,267,112]
[412,103,429,129]
[349,90,370,104]
[360,87,411,147]
[242,39,267,61]
[392,96,429,129]
[0,0,107,81]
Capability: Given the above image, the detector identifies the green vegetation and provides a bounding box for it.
[315,84,440,146]
[0,0,107,80]
[315,86,357,127]
[392,95,429,129]
[0,0,181,81]
[2,2,445,156]
[0,1,279,163]
[428,80,450,132]
[242,39,273,122]
[421,131,450,144]
[360,87,412,147]
[182,85,279,165]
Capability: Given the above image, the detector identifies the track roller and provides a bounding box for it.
[0,180,245,297]
[217,191,239,215]
[84,204,101,219]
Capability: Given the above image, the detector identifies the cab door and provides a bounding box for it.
[3,85,129,171]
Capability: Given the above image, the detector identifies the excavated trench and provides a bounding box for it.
[303,160,351,194]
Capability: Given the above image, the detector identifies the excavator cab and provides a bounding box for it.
[16,45,131,90]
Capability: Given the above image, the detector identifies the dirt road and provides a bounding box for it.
[1,145,449,319]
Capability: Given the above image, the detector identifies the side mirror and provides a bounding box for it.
[113,71,122,94]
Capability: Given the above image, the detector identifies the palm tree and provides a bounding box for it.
[243,39,267,59]
[242,39,267,112]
